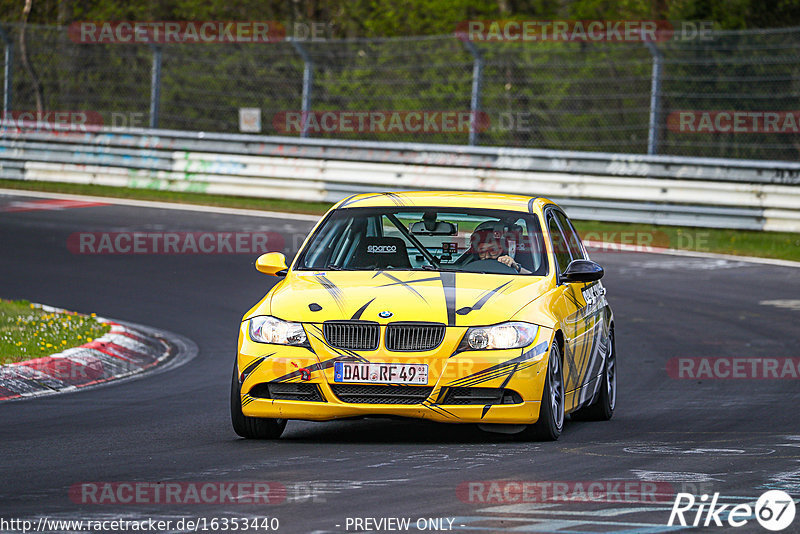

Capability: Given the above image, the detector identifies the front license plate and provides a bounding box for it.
[333,362,428,384]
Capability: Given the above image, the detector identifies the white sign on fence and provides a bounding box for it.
[239,108,261,133]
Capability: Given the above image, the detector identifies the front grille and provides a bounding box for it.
[442,387,522,405]
[323,321,379,350]
[331,384,433,404]
[249,382,324,402]
[385,322,445,351]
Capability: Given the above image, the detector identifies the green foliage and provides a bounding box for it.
[2,0,799,30]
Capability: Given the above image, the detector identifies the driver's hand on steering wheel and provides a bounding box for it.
[496,255,521,272]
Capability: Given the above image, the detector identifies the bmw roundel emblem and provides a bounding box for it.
[378,311,393,318]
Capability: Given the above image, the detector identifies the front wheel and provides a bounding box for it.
[516,341,564,441]
[230,363,287,439]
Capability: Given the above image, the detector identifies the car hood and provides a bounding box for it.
[261,270,552,326]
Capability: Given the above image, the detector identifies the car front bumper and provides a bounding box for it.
[237,321,553,425]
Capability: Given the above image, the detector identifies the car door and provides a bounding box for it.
[545,210,584,410]
[546,208,601,412]
[554,210,608,408]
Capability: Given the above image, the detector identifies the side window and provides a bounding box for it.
[548,214,572,274]
[554,211,586,261]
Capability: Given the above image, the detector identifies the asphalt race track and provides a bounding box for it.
[1,191,799,534]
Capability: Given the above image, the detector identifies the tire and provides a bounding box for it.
[572,329,616,421]
[516,341,564,441]
[230,363,287,439]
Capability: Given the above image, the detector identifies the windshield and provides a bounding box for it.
[296,207,548,275]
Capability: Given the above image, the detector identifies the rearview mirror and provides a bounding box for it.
[409,220,457,236]
[562,259,604,283]
[255,252,288,276]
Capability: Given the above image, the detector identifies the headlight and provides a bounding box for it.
[248,316,307,345]
[459,322,539,350]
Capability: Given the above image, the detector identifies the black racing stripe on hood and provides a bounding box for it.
[350,299,376,320]
[456,280,512,316]
[378,272,428,302]
[313,273,345,309]
[440,271,457,326]
[380,275,443,286]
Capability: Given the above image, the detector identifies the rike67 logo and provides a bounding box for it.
[668,490,796,531]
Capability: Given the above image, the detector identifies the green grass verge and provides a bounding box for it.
[1,179,798,262]
[0,299,110,365]
[573,220,800,262]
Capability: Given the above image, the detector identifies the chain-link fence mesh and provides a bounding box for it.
[3,24,799,160]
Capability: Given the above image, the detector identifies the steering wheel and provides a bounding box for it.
[461,258,518,274]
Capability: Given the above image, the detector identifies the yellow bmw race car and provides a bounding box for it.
[231,191,615,440]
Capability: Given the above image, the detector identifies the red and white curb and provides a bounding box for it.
[0,306,172,401]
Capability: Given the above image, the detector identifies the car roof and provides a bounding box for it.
[334,191,556,214]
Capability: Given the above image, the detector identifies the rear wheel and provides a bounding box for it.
[230,363,286,439]
[573,329,616,421]
[516,341,564,441]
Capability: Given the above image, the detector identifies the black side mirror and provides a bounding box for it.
[562,259,604,283]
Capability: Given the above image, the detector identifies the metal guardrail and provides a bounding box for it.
[1,127,799,232]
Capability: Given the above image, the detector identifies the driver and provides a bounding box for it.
[469,223,531,274]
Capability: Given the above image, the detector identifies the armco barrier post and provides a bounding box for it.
[149,45,162,129]
[289,39,313,138]
[645,40,663,156]
[463,39,484,146]
[0,25,12,118]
